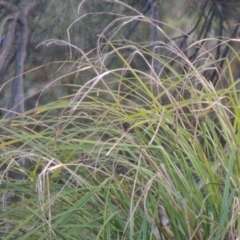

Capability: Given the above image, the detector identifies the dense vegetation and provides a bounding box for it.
[0,0,239,239]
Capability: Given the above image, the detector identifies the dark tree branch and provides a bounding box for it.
[124,0,151,39]
[211,21,240,86]
[4,0,38,119]
[106,1,151,69]
[178,0,208,50]
[8,21,28,117]
[0,13,18,69]
[189,3,214,61]
[0,47,16,84]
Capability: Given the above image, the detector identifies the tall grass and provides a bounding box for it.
[0,6,240,240]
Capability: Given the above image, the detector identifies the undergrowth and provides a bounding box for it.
[0,3,240,240]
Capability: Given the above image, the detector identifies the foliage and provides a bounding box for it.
[0,0,240,239]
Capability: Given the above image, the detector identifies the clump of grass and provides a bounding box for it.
[0,5,240,240]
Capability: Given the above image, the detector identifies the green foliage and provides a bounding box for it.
[1,40,240,239]
[0,1,240,239]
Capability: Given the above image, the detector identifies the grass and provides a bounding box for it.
[0,8,240,240]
